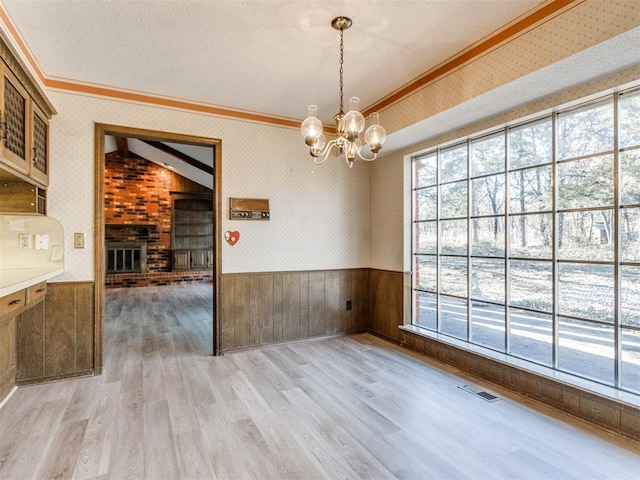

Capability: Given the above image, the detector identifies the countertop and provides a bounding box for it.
[0,267,64,298]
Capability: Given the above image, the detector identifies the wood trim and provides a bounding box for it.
[362,0,582,117]
[142,140,214,175]
[1,1,580,129]
[94,123,223,363]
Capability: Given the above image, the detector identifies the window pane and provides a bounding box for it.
[558,263,614,323]
[558,155,614,209]
[414,255,437,292]
[620,89,640,149]
[471,216,504,257]
[622,207,640,262]
[471,133,504,176]
[471,301,505,351]
[440,144,467,183]
[414,221,437,255]
[509,214,552,259]
[415,186,437,220]
[509,308,553,366]
[621,327,640,394]
[440,256,467,297]
[415,291,437,330]
[440,295,468,340]
[558,101,614,159]
[621,150,640,206]
[558,210,614,262]
[441,219,467,255]
[509,118,552,169]
[471,258,504,304]
[558,317,614,385]
[441,181,467,218]
[510,260,552,312]
[414,153,437,188]
[472,174,504,216]
[509,165,552,213]
[621,266,640,328]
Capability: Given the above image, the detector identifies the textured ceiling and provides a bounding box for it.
[1,0,544,124]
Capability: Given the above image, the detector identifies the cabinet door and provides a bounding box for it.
[0,314,16,402]
[190,250,207,269]
[0,67,29,175]
[173,250,191,270]
[206,249,214,269]
[30,103,49,186]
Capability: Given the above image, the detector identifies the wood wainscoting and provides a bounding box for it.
[16,282,95,384]
[369,269,405,342]
[220,269,369,353]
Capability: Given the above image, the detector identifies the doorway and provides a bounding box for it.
[93,124,222,373]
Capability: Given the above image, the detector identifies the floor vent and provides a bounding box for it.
[458,384,501,402]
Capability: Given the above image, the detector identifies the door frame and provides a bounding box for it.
[93,123,222,372]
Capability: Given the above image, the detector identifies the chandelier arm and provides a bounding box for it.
[355,147,378,162]
[311,139,338,164]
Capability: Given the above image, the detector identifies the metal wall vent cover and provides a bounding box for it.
[458,384,501,402]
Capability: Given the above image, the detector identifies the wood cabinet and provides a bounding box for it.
[0,178,46,213]
[171,195,214,271]
[172,249,213,270]
[0,66,29,175]
[0,281,47,402]
[16,282,93,384]
[0,43,53,188]
[0,313,16,401]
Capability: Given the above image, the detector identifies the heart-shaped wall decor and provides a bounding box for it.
[225,230,240,246]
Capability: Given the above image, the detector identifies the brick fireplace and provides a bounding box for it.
[104,151,213,288]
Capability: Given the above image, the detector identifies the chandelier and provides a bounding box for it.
[301,16,386,168]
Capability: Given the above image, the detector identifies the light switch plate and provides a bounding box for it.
[74,232,85,249]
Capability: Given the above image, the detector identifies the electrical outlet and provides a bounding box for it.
[34,233,49,250]
[74,232,85,249]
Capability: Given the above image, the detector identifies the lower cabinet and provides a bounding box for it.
[0,314,16,402]
[16,282,94,384]
[172,249,213,271]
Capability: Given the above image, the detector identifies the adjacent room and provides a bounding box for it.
[0,1,638,478]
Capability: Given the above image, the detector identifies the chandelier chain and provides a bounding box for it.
[339,27,344,113]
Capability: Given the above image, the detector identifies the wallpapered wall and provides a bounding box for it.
[4,0,637,282]
[45,91,371,282]
[368,0,640,273]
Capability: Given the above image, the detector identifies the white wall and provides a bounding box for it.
[46,91,371,282]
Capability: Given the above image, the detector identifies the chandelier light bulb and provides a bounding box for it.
[301,105,323,146]
[311,134,327,156]
[365,112,386,153]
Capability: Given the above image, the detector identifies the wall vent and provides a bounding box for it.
[458,384,501,402]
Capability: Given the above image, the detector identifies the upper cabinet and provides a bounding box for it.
[0,67,29,176]
[30,102,49,186]
[0,36,55,189]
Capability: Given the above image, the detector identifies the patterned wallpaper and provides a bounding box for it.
[369,1,640,272]
[2,0,635,281]
[45,91,371,281]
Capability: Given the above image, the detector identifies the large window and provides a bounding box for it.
[412,87,640,393]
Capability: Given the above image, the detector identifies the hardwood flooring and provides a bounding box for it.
[0,283,638,479]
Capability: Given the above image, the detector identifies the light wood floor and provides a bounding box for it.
[0,283,638,479]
